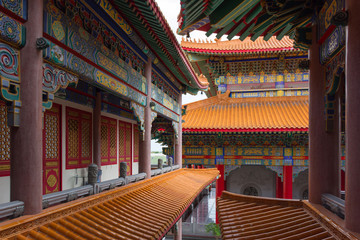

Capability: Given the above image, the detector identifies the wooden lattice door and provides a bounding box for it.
[43,103,62,194]
[119,121,132,176]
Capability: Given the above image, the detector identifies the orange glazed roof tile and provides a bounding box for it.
[182,92,308,132]
[218,191,357,240]
[0,169,219,240]
[181,36,300,54]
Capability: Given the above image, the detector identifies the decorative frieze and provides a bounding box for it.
[42,63,78,110]
[0,43,21,126]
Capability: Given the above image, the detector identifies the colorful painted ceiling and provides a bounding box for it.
[218,191,356,239]
[177,0,316,42]
[182,92,308,132]
[111,0,208,93]
[0,169,219,240]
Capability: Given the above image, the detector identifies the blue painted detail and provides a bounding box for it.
[283,156,293,166]
[218,84,227,93]
[209,55,308,63]
[153,65,180,94]
[65,80,95,108]
[84,0,148,61]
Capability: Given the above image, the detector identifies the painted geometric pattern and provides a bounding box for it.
[216,72,309,85]
[43,0,148,102]
[152,70,179,102]
[101,116,117,165]
[209,58,306,77]
[134,127,139,162]
[43,104,61,194]
[0,12,25,48]
[151,83,181,114]
[125,125,131,160]
[45,110,59,159]
[109,125,116,157]
[66,107,92,169]
[0,100,10,176]
[101,125,108,158]
[44,41,147,107]
[119,120,132,175]
[81,121,91,159]
[119,126,125,158]
[67,119,79,159]
[45,169,59,194]
[0,0,27,20]
[0,42,21,126]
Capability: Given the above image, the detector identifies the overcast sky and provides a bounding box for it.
[151,0,213,152]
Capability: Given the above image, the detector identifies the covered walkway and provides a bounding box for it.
[0,169,218,240]
[218,191,358,240]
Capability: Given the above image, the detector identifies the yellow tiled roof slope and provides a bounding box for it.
[218,191,357,240]
[181,36,297,53]
[183,93,308,131]
[0,169,219,240]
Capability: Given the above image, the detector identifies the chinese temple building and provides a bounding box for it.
[0,0,360,238]
[161,36,328,201]
[0,0,216,239]
[177,0,360,236]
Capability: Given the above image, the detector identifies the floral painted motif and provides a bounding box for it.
[0,0,27,20]
[0,13,25,48]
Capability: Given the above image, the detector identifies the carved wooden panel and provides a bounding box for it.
[43,103,62,194]
[0,100,10,177]
[101,116,117,165]
[119,120,132,175]
[66,107,92,169]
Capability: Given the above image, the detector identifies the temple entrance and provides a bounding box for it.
[42,103,62,194]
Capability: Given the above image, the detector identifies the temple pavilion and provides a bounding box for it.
[0,0,217,239]
[0,0,360,239]
[160,36,321,201]
[176,0,360,237]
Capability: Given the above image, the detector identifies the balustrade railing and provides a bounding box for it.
[0,164,181,221]
[322,193,345,219]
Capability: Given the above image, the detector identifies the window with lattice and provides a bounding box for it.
[101,116,117,165]
[119,121,132,175]
[0,100,10,177]
[134,126,139,162]
[66,107,92,169]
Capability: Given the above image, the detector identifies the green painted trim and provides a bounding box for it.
[251,23,270,41]
[206,27,218,37]
[204,0,225,16]
[227,22,246,40]
[276,23,293,40]
[240,22,255,41]
[210,0,260,29]
[216,22,235,39]
[245,5,263,24]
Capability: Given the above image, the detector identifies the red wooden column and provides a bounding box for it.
[283,166,293,199]
[10,0,43,214]
[276,175,283,198]
[93,91,101,172]
[309,24,340,204]
[174,94,182,167]
[216,164,224,224]
[139,58,152,178]
[345,0,360,232]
